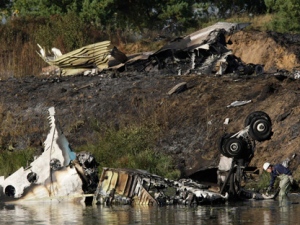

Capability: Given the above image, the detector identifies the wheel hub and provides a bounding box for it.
[257,123,266,132]
[230,143,239,152]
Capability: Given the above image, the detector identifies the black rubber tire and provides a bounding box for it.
[244,111,271,127]
[224,137,247,158]
[218,133,233,157]
[249,118,272,141]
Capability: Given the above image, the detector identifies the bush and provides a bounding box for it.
[77,124,180,180]
[266,0,300,33]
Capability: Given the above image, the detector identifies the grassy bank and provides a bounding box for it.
[77,124,181,180]
[0,123,180,180]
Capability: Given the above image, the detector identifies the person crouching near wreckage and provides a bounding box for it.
[263,162,293,197]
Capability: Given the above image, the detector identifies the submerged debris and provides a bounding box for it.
[0,108,280,205]
[217,111,273,199]
[0,107,98,203]
[93,168,228,206]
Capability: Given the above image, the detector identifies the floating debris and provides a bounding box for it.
[0,107,98,203]
[93,168,228,206]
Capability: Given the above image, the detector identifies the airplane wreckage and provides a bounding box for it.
[0,106,278,206]
[37,22,265,77]
[0,23,282,205]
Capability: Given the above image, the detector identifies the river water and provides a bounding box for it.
[0,194,299,225]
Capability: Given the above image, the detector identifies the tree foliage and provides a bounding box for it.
[11,0,195,32]
[5,0,300,38]
[264,0,277,13]
[200,0,266,17]
[266,0,300,32]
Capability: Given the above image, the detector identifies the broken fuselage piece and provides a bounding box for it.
[37,41,112,76]
[38,22,263,77]
[93,167,228,206]
[110,22,264,76]
[0,107,99,203]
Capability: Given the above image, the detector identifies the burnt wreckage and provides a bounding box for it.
[110,22,263,76]
[0,108,273,205]
[0,107,229,205]
[0,107,99,204]
[93,168,228,206]
[38,22,264,77]
[217,111,273,199]
[92,111,274,206]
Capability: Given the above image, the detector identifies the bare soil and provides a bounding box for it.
[1,30,300,181]
[229,30,300,72]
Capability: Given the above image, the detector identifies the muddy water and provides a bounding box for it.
[0,194,299,225]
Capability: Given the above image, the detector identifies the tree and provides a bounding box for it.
[264,0,277,13]
[269,0,300,32]
[12,0,81,16]
[199,0,266,17]
[99,0,196,33]
[13,0,59,16]
[80,0,114,27]
[158,0,195,30]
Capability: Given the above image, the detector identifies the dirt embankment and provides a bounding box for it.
[229,30,300,72]
[0,30,300,181]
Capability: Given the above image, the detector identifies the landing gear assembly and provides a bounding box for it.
[218,111,273,198]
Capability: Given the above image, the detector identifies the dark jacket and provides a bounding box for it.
[269,164,292,188]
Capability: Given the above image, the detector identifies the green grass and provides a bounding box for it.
[0,124,181,180]
[0,148,36,177]
[245,171,280,193]
[76,124,181,180]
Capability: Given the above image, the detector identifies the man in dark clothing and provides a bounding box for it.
[263,162,293,197]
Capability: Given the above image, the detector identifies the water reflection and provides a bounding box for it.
[0,202,85,225]
[0,195,299,225]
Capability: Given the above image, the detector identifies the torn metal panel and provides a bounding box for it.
[167,82,187,95]
[155,22,248,53]
[93,168,228,206]
[115,22,262,76]
[37,41,112,76]
[0,107,99,203]
[37,22,262,76]
[227,100,252,108]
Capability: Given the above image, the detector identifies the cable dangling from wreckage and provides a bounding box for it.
[45,107,77,198]
[47,107,57,197]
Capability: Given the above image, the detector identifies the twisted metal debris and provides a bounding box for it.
[93,168,228,206]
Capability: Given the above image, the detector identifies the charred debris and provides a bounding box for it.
[93,111,277,206]
[0,107,229,206]
[38,22,265,77]
[0,107,279,206]
[2,22,293,206]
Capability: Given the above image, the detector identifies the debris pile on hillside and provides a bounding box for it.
[38,22,265,77]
